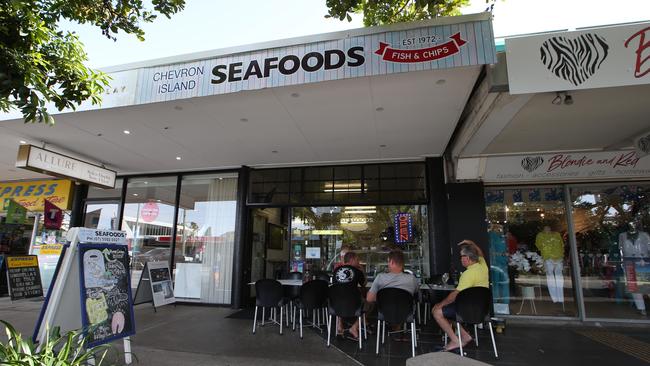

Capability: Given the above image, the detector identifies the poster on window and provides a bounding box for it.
[78,244,135,346]
[625,258,650,294]
[148,261,176,307]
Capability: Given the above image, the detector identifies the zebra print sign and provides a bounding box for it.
[540,34,610,86]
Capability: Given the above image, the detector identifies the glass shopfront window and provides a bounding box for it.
[249,162,426,205]
[174,173,238,304]
[290,205,429,281]
[571,183,650,319]
[122,176,178,289]
[485,187,577,317]
[84,179,123,230]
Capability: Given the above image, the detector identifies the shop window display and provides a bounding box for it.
[485,187,577,317]
[290,205,429,282]
[571,184,650,319]
[84,179,123,230]
[174,173,238,304]
[122,176,178,290]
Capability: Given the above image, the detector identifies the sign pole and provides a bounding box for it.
[123,336,132,364]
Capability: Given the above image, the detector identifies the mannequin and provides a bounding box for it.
[619,222,650,315]
[489,224,510,311]
[535,225,565,304]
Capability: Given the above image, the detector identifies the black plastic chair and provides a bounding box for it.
[283,271,303,326]
[311,271,331,283]
[375,288,417,357]
[327,283,366,349]
[253,279,288,335]
[447,287,498,358]
[292,279,329,338]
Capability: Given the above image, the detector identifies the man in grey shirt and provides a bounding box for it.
[367,250,419,303]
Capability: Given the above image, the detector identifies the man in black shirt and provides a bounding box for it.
[333,251,366,339]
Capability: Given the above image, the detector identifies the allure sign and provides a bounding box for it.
[481,150,650,183]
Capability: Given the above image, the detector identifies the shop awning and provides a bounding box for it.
[450,21,650,183]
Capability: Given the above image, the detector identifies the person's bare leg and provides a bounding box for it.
[337,317,344,335]
[433,307,459,348]
[458,324,472,345]
[349,319,359,339]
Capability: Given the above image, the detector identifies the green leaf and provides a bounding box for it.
[1,0,186,125]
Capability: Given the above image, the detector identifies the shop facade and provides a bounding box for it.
[2,13,648,325]
[0,178,75,293]
[0,13,496,307]
[452,21,650,323]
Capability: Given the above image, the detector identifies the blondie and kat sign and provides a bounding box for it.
[506,21,650,94]
[480,150,650,183]
[136,16,495,103]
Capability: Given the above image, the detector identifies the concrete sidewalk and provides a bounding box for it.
[0,298,360,366]
[2,298,650,366]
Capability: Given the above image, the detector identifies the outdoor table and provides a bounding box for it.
[247,279,303,286]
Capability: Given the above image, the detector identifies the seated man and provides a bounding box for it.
[367,250,418,301]
[333,244,352,271]
[432,239,489,351]
[333,251,366,339]
[333,251,366,287]
[366,250,419,339]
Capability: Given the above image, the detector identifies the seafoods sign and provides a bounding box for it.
[136,17,495,104]
[506,21,650,94]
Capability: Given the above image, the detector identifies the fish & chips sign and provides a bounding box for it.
[136,15,495,104]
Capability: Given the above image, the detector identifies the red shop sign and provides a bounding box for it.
[375,32,467,63]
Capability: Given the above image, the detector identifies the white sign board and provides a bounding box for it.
[16,145,117,188]
[306,247,321,259]
[173,263,201,299]
[458,150,650,183]
[506,22,650,94]
[73,228,128,245]
[135,17,495,104]
[147,261,176,307]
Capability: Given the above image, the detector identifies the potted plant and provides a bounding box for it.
[0,320,114,365]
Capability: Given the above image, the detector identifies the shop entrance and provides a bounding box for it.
[243,204,430,304]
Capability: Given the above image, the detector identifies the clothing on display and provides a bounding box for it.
[489,228,510,305]
[544,259,564,303]
[618,224,649,314]
[535,227,565,303]
[535,230,564,260]
[618,230,650,258]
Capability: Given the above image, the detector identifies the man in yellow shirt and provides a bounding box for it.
[432,239,489,351]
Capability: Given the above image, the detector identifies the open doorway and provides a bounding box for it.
[247,208,289,300]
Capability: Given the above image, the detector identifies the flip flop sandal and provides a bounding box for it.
[344,330,359,342]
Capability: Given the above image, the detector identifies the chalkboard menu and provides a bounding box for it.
[6,255,43,300]
[78,244,135,346]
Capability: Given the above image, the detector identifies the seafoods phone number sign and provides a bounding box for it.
[78,244,135,346]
